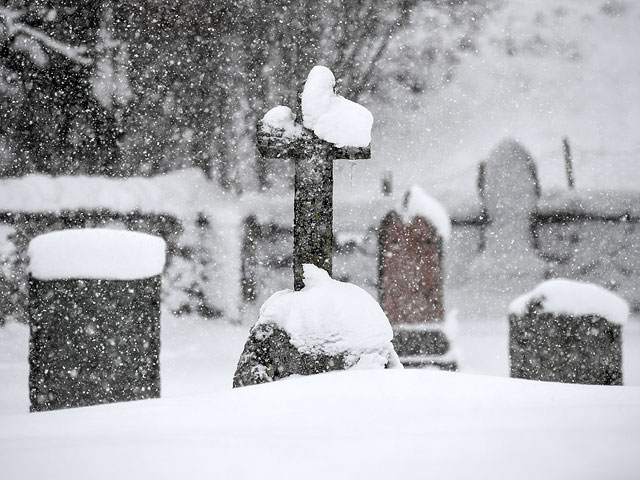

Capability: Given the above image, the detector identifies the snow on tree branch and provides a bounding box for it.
[0,7,92,66]
[91,8,134,110]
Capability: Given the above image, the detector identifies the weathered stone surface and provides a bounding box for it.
[29,276,161,411]
[379,212,445,324]
[391,327,450,357]
[233,323,350,388]
[293,141,334,290]
[509,302,622,385]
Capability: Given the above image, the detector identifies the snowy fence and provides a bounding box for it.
[243,199,640,316]
[0,170,243,325]
[1,199,639,327]
[1,171,640,326]
[241,211,485,308]
[533,208,640,312]
[240,217,383,305]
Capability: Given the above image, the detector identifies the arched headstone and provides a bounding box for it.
[379,186,456,369]
[478,138,540,253]
[472,139,545,304]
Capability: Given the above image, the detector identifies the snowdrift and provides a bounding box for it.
[2,369,640,480]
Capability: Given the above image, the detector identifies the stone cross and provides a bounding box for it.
[256,66,372,290]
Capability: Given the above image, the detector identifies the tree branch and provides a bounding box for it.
[0,7,92,65]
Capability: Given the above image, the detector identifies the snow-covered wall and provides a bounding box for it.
[0,169,217,217]
[1,169,640,325]
[248,189,640,319]
[0,170,243,323]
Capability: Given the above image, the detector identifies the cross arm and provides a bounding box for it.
[257,119,371,161]
[327,144,371,161]
[256,119,308,160]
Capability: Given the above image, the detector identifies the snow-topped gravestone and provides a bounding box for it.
[28,229,166,411]
[233,264,401,387]
[379,186,456,370]
[257,65,373,291]
[509,279,628,385]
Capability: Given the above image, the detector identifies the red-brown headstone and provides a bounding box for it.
[379,213,444,324]
[378,186,456,370]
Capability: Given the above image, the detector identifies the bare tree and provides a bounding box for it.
[1,0,490,189]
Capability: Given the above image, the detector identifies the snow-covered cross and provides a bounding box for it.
[257,66,373,290]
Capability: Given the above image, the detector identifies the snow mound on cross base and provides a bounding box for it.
[28,228,166,280]
[509,278,629,325]
[301,66,373,148]
[257,264,399,367]
[402,185,451,242]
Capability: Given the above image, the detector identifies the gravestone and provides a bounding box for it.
[379,186,456,370]
[256,65,372,290]
[478,138,540,255]
[472,139,545,302]
[28,229,166,411]
[509,279,627,385]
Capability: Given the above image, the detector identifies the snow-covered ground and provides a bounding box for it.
[1,311,640,479]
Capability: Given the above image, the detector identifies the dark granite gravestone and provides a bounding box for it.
[509,279,627,385]
[378,186,456,370]
[27,229,166,411]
